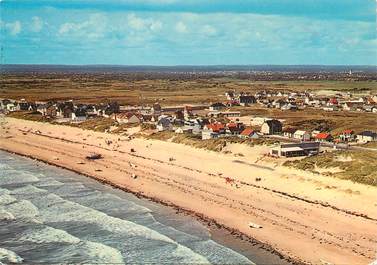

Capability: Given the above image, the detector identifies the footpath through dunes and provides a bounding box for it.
[1,117,377,264]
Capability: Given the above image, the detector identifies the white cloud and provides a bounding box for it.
[201,25,217,36]
[175,21,187,33]
[150,20,162,31]
[58,13,107,39]
[5,21,22,36]
[30,16,43,32]
[127,13,162,32]
[128,14,146,30]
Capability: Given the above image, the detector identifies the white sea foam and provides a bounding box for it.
[78,241,124,264]
[34,193,210,263]
[19,226,80,244]
[0,171,40,185]
[35,179,64,188]
[0,188,10,196]
[10,185,47,196]
[0,248,23,263]
[0,194,17,205]
[19,226,125,264]
[0,210,15,221]
[0,199,41,222]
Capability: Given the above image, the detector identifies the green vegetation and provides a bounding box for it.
[144,131,278,152]
[284,150,377,186]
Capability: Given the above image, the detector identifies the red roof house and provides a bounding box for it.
[315,132,333,142]
[328,98,338,105]
[205,123,225,133]
[240,128,259,138]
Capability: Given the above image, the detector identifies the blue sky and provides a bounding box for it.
[0,0,376,65]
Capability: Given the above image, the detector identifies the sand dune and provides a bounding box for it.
[1,117,377,264]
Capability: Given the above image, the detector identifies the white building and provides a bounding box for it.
[293,130,311,141]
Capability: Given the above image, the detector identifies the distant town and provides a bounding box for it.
[2,87,377,158]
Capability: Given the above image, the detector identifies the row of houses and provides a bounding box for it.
[0,99,121,122]
[282,128,377,143]
[222,89,377,113]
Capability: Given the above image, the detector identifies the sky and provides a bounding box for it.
[0,0,376,65]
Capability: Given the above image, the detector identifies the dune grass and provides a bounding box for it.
[284,150,377,186]
[144,131,278,152]
[7,111,51,122]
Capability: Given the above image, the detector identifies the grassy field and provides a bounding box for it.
[284,150,377,186]
[1,73,376,106]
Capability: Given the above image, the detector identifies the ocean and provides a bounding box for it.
[0,151,253,264]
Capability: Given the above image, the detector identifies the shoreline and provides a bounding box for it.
[1,117,376,264]
[0,148,298,265]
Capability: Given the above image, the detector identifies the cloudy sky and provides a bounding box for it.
[0,0,376,65]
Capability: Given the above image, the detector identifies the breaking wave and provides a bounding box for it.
[0,151,253,264]
[0,248,23,264]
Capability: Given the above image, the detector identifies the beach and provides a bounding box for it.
[1,117,377,264]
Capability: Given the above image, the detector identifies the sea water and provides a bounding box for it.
[0,151,253,264]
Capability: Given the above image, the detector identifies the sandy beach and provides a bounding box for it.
[1,117,377,264]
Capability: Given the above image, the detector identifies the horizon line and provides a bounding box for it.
[1,63,376,67]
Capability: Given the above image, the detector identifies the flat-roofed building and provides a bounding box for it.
[270,142,320,157]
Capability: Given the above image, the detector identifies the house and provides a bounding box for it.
[202,123,225,139]
[283,128,296,138]
[204,123,225,134]
[363,105,376,113]
[202,130,220,140]
[175,126,193,134]
[183,106,193,119]
[101,101,120,117]
[209,102,226,111]
[272,99,287,109]
[270,142,320,157]
[157,116,173,131]
[239,128,259,139]
[239,95,256,106]
[226,122,244,135]
[57,102,74,118]
[36,104,48,115]
[356,131,377,143]
[311,130,321,138]
[339,130,355,142]
[113,113,141,124]
[293,130,311,141]
[281,103,298,111]
[315,132,333,142]
[327,98,338,106]
[342,102,357,111]
[18,100,30,111]
[0,99,11,110]
[207,111,240,118]
[71,108,87,122]
[86,105,98,117]
[261,119,282,135]
[225,91,236,100]
[152,103,162,115]
[6,103,17,112]
[45,105,57,117]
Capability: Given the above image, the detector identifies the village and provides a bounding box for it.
[1,88,377,159]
